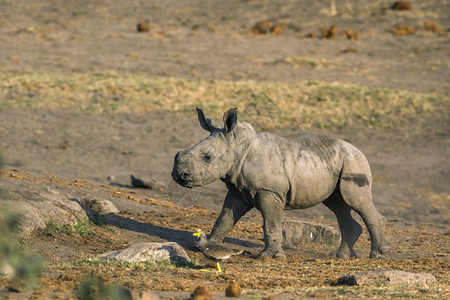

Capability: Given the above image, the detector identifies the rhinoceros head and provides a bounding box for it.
[172,107,254,188]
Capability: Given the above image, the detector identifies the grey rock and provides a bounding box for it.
[282,219,339,245]
[79,197,119,214]
[0,260,14,277]
[338,269,437,288]
[10,188,88,235]
[97,242,191,264]
[130,290,161,300]
[131,175,166,192]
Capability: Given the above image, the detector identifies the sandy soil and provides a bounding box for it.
[1,0,449,93]
[0,0,449,298]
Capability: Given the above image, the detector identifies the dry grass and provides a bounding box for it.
[0,71,448,132]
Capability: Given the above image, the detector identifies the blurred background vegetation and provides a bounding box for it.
[0,207,43,292]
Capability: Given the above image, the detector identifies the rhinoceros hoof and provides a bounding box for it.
[378,242,391,254]
[329,248,358,258]
[257,249,286,259]
[369,241,392,258]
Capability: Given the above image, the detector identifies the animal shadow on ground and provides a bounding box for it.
[90,212,262,252]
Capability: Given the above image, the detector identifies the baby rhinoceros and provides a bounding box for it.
[172,108,391,259]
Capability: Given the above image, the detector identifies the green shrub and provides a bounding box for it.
[76,274,131,300]
[0,209,43,291]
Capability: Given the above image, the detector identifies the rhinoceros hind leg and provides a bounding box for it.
[323,195,362,258]
[257,248,286,259]
[339,157,391,258]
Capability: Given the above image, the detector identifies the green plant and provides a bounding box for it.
[0,209,43,291]
[76,274,131,300]
[74,218,91,236]
[76,256,198,270]
[45,218,93,237]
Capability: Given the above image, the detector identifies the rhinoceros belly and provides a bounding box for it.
[285,149,342,209]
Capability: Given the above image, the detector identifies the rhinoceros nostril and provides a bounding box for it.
[180,172,189,181]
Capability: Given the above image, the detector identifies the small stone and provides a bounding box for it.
[391,1,412,10]
[225,282,242,297]
[338,269,437,288]
[191,285,213,300]
[340,29,359,40]
[131,175,166,192]
[282,219,339,245]
[320,25,338,39]
[424,21,444,33]
[0,261,14,277]
[270,24,285,35]
[137,21,153,32]
[251,21,272,35]
[79,198,119,214]
[97,242,191,264]
[130,289,161,300]
[393,24,415,36]
[306,31,316,38]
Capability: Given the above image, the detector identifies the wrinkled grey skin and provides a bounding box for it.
[172,108,391,259]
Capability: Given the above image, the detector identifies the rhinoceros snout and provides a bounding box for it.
[172,150,194,187]
[172,169,193,187]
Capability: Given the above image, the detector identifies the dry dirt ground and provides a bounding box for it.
[0,0,449,299]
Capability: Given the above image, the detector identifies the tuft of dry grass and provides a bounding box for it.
[0,71,448,131]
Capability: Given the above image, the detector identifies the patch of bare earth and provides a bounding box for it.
[1,170,449,298]
[0,0,449,298]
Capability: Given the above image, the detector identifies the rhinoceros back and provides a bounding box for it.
[239,132,347,209]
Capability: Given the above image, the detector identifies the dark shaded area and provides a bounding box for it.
[101,214,262,252]
[341,173,370,187]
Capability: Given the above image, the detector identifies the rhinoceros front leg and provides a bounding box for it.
[209,191,252,244]
[257,191,286,259]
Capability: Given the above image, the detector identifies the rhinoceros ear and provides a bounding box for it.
[196,107,219,132]
[223,108,238,133]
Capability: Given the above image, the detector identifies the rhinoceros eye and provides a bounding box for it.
[204,153,212,162]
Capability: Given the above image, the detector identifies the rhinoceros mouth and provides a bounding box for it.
[172,170,194,188]
[174,177,194,188]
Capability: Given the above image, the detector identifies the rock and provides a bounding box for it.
[340,29,359,40]
[341,47,358,54]
[251,21,289,36]
[282,220,339,245]
[0,261,14,277]
[131,175,166,192]
[251,21,272,35]
[424,21,444,33]
[130,289,161,300]
[6,187,88,235]
[270,23,288,35]
[270,24,284,35]
[225,282,242,297]
[320,25,338,39]
[306,31,316,38]
[97,242,191,264]
[338,269,437,288]
[137,20,153,32]
[191,285,213,300]
[393,24,415,35]
[79,197,119,214]
[391,1,412,11]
